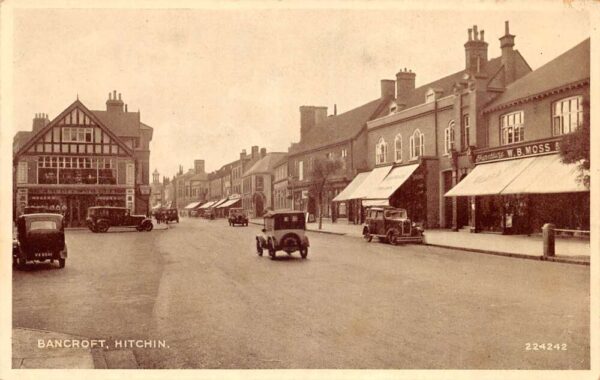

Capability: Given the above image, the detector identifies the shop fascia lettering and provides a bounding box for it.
[475,140,560,164]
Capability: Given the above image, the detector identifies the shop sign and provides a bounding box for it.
[475,140,561,164]
[28,188,126,195]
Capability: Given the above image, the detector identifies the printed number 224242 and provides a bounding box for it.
[525,343,567,351]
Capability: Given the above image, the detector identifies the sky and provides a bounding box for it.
[9,3,592,179]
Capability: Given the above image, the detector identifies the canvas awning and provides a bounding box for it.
[151,203,162,210]
[199,200,217,209]
[184,201,202,210]
[332,172,370,202]
[364,163,419,200]
[217,198,241,208]
[445,154,587,197]
[351,166,393,199]
[211,198,228,208]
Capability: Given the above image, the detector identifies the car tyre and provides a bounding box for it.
[145,222,154,231]
[17,256,27,270]
[58,258,65,268]
[387,230,399,246]
[268,239,276,260]
[256,240,263,256]
[300,247,308,259]
[97,222,109,233]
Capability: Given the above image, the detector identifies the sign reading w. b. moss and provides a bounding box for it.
[475,139,561,164]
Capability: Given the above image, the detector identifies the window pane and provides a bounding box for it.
[94,128,101,143]
[95,145,102,154]
[79,144,85,153]
[70,144,77,154]
[87,145,94,154]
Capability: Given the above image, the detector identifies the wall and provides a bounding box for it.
[485,86,589,148]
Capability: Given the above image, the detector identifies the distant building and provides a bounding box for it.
[13,91,153,226]
[241,151,288,218]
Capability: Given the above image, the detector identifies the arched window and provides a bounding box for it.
[394,134,402,162]
[375,137,387,165]
[444,120,455,155]
[410,129,424,160]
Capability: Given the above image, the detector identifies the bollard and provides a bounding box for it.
[542,223,556,257]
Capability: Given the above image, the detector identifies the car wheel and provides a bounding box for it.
[256,240,263,256]
[268,240,276,259]
[58,258,65,268]
[145,222,154,231]
[97,222,109,233]
[17,256,27,270]
[300,247,308,259]
[387,230,399,245]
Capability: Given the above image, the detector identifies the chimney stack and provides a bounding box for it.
[464,24,488,74]
[380,79,396,99]
[260,147,267,158]
[106,89,124,113]
[499,20,517,84]
[32,112,50,133]
[240,149,247,160]
[194,159,205,174]
[251,145,259,159]
[299,106,328,141]
[395,68,416,110]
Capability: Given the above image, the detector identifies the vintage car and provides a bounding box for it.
[228,208,248,226]
[157,208,179,223]
[362,206,424,245]
[86,206,153,233]
[204,209,216,220]
[256,211,309,259]
[13,213,67,269]
[23,206,61,215]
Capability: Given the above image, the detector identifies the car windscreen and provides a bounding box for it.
[384,210,407,219]
[29,220,58,230]
[275,214,305,230]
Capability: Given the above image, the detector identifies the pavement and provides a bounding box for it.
[250,218,590,265]
[13,217,590,369]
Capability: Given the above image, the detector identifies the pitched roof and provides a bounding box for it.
[289,98,387,154]
[402,55,504,109]
[243,152,288,176]
[484,38,590,112]
[92,110,141,137]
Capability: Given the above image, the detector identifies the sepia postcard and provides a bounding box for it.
[0,1,598,379]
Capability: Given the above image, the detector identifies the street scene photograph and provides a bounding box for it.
[2,0,595,376]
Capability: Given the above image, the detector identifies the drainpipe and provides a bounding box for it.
[434,99,439,157]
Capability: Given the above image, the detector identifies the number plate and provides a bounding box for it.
[35,252,54,258]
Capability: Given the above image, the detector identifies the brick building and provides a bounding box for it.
[13,91,153,226]
[288,82,392,222]
[446,37,590,233]
[241,152,287,218]
[335,22,532,228]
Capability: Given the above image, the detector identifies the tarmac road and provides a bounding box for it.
[12,217,590,369]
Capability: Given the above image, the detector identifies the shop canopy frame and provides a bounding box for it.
[332,172,370,202]
[445,154,588,197]
[183,201,203,210]
[217,198,241,208]
[199,200,218,209]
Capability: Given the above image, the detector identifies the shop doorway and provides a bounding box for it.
[456,174,469,229]
[67,195,96,227]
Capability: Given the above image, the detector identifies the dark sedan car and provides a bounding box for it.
[86,206,153,232]
[14,213,68,269]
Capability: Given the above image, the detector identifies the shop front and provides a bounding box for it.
[22,186,129,227]
[445,139,589,234]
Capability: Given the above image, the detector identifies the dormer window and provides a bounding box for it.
[425,89,435,103]
[389,102,398,114]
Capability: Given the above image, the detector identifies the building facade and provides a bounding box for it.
[273,156,291,210]
[357,22,531,228]
[13,91,154,226]
[288,82,392,222]
[241,152,287,218]
[446,38,590,234]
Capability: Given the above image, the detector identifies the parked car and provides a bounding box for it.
[162,208,179,223]
[23,206,61,215]
[362,207,424,245]
[204,209,215,220]
[256,211,309,259]
[86,206,153,233]
[228,208,248,226]
[13,213,67,269]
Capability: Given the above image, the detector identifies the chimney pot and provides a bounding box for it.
[468,28,472,41]
[480,30,485,41]
[118,93,122,101]
[113,90,117,99]
[108,92,111,100]
[473,25,478,40]
[505,20,510,34]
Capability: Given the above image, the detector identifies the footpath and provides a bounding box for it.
[12,327,138,369]
[250,219,590,265]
